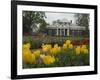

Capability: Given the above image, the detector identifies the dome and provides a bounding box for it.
[60,18,70,22]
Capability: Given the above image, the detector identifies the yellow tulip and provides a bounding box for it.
[46,44,52,49]
[50,48,58,55]
[54,44,58,48]
[40,54,45,58]
[31,54,36,64]
[23,43,31,49]
[42,46,48,52]
[66,40,71,45]
[68,44,73,49]
[81,45,88,54]
[75,46,81,55]
[23,50,35,64]
[58,47,61,52]
[33,50,40,58]
[50,44,61,55]
[50,47,61,55]
[22,43,36,64]
[41,55,55,65]
[42,44,52,52]
[81,45,87,49]
[83,48,88,54]
[80,47,84,52]
[62,43,67,49]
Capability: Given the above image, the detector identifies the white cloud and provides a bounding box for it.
[45,12,76,24]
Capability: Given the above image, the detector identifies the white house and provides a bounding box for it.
[46,19,86,36]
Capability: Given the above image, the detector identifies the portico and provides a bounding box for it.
[46,19,86,36]
[56,28,69,36]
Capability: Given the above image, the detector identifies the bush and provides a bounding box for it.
[30,40,42,49]
[23,36,42,49]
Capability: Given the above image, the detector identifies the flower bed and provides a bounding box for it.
[22,39,89,68]
[23,35,89,49]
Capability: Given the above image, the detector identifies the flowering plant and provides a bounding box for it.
[23,39,89,68]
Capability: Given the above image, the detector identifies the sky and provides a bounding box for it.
[44,12,76,24]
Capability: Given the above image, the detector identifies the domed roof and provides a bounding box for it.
[60,18,70,22]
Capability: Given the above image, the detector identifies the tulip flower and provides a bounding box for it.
[75,46,81,55]
[33,50,40,58]
[68,44,73,49]
[40,55,56,65]
[65,40,71,45]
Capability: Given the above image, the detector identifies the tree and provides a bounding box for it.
[39,20,49,33]
[75,13,90,30]
[23,11,47,35]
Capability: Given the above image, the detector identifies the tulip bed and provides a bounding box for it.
[23,39,89,68]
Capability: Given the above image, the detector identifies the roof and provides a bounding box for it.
[47,19,86,30]
[59,19,70,22]
[47,25,86,30]
[70,25,85,30]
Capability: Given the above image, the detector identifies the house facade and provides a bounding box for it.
[46,19,88,36]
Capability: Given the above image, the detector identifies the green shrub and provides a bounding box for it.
[30,40,42,49]
[23,36,42,49]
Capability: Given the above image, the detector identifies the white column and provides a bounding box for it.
[56,28,58,36]
[59,29,60,36]
[60,29,62,36]
[64,29,65,36]
[69,29,70,36]
[67,29,69,36]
